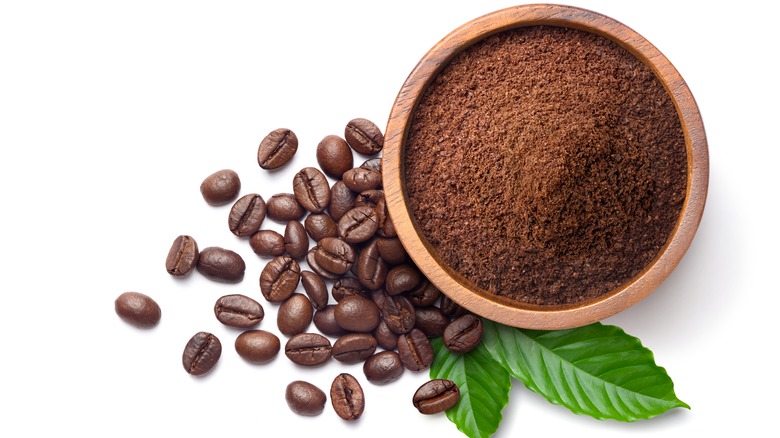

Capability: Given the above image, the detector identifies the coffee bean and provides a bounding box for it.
[345,118,383,156]
[285,333,332,367]
[165,235,199,277]
[314,237,355,275]
[356,240,388,289]
[304,213,338,241]
[331,333,377,364]
[313,305,349,337]
[331,276,367,302]
[385,264,422,296]
[200,169,241,206]
[277,293,313,336]
[413,306,449,338]
[375,237,407,266]
[300,270,328,310]
[293,167,331,213]
[259,255,301,302]
[214,294,264,328]
[317,134,354,179]
[443,314,483,354]
[337,205,379,244]
[342,167,382,192]
[286,380,327,416]
[284,220,309,260]
[334,295,381,333]
[257,128,298,170]
[379,293,416,335]
[360,157,382,173]
[249,229,286,257]
[234,330,280,364]
[440,295,467,319]
[228,193,267,237]
[306,246,342,281]
[373,197,397,238]
[328,180,357,222]
[406,279,441,307]
[363,351,404,385]
[182,332,221,376]
[266,193,306,222]
[372,319,399,351]
[196,246,246,283]
[413,379,460,415]
[397,328,434,371]
[353,189,384,209]
[330,373,365,421]
[115,291,161,328]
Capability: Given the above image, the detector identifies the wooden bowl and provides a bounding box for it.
[382,4,709,329]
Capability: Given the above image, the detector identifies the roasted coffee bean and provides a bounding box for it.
[306,246,342,281]
[196,246,245,283]
[443,314,483,354]
[166,235,199,277]
[300,270,328,310]
[353,189,384,209]
[314,237,355,275]
[249,229,286,257]
[413,379,460,415]
[286,381,327,416]
[363,351,404,385]
[345,118,383,156]
[334,295,381,333]
[374,197,396,238]
[385,264,422,296]
[182,332,221,376]
[330,373,365,421]
[328,180,357,222]
[379,293,416,334]
[375,237,407,266]
[304,213,338,241]
[285,333,332,366]
[266,193,306,222]
[397,328,434,371]
[337,205,379,244]
[277,293,313,336]
[372,319,399,351]
[115,291,161,328]
[360,158,382,173]
[259,255,301,302]
[234,330,280,364]
[414,306,450,338]
[257,128,298,170]
[331,276,367,302]
[228,193,267,237]
[200,169,241,206]
[440,295,467,319]
[284,220,309,260]
[316,134,354,179]
[331,333,377,364]
[313,305,349,337]
[356,240,388,289]
[342,167,382,192]
[214,294,264,328]
[293,167,331,213]
[406,279,441,307]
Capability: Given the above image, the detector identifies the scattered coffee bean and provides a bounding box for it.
[345,118,383,156]
[314,236,355,275]
[214,294,264,328]
[249,229,286,257]
[385,264,422,296]
[332,333,377,364]
[306,246,342,281]
[304,213,338,241]
[354,189,384,209]
[300,270,328,310]
[328,180,357,222]
[331,276,367,302]
[355,240,388,289]
[115,291,161,328]
[379,293,416,335]
[414,306,450,338]
[234,330,280,364]
[330,373,365,421]
[342,167,382,193]
[228,193,267,237]
[375,237,407,266]
[317,134,354,179]
[334,295,381,333]
[277,293,314,337]
[196,246,246,283]
[313,305,349,337]
[259,255,301,302]
[337,205,379,244]
[363,351,404,385]
[257,128,298,170]
[413,379,460,415]
[359,157,382,173]
[397,328,434,371]
[406,279,441,307]
[372,319,399,351]
[165,235,199,277]
[374,197,396,238]
[293,167,331,213]
[284,220,309,260]
[200,169,241,206]
[182,332,221,376]
[286,380,327,416]
[285,333,332,367]
[266,193,306,222]
[440,295,467,319]
[442,314,483,354]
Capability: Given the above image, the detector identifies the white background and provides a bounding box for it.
[1,1,776,437]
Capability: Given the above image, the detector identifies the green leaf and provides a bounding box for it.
[430,337,511,438]
[481,319,689,422]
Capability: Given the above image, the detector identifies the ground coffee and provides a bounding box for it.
[404,26,688,306]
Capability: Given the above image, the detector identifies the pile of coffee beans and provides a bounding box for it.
[115,118,486,421]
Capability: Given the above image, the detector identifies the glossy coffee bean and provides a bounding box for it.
[266,193,306,222]
[331,276,367,302]
[214,294,264,328]
[353,189,384,209]
[372,319,399,351]
[228,193,267,237]
[249,229,286,257]
[373,238,405,267]
[293,167,331,213]
[413,379,460,415]
[196,246,245,283]
[200,169,241,206]
[284,220,309,260]
[328,180,357,222]
[356,240,388,289]
[385,264,422,296]
[286,381,327,416]
[331,333,377,364]
[165,235,199,277]
[182,332,221,376]
[443,314,483,354]
[334,295,381,333]
[115,291,161,328]
[285,333,332,367]
[374,197,396,238]
[306,246,342,281]
[313,305,349,337]
[360,158,382,173]
[345,118,383,156]
[234,330,280,364]
[277,293,313,336]
[397,328,434,371]
[440,295,467,319]
[363,351,404,385]
[414,306,450,338]
[379,293,416,335]
[257,128,298,170]
[300,270,328,311]
[316,134,353,179]
[406,279,441,307]
[330,373,365,421]
[314,237,355,275]
[259,255,301,302]
[342,167,382,192]
[337,205,379,244]
[304,213,338,241]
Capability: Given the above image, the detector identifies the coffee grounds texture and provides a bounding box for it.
[404,26,687,306]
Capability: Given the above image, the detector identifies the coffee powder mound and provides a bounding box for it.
[404,26,687,306]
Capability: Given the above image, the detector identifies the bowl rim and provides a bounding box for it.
[382,3,709,330]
